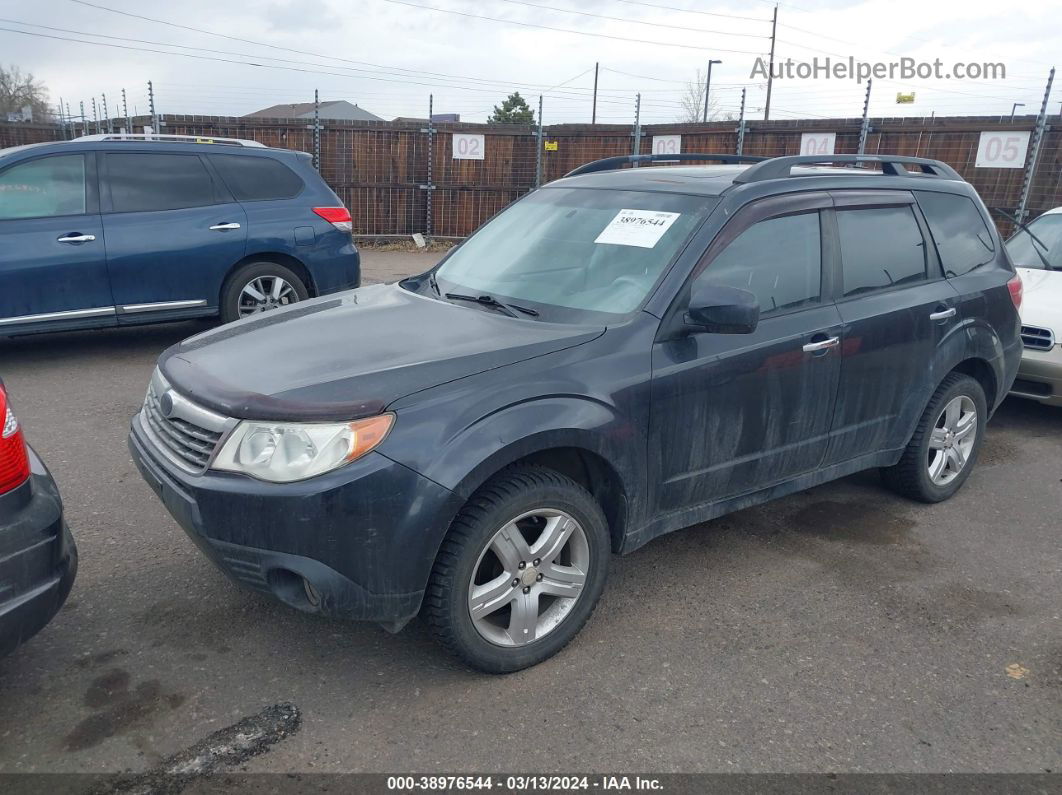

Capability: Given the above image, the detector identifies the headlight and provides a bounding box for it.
[212,414,394,483]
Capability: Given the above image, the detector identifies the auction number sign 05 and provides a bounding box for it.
[975,131,1030,168]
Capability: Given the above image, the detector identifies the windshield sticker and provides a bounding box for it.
[594,209,681,248]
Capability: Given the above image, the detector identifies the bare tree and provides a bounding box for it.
[0,65,51,121]
[678,69,719,123]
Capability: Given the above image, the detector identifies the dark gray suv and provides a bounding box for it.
[129,153,1022,672]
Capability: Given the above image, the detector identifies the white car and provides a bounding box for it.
[1006,207,1062,406]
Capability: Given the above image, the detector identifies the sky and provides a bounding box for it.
[1,0,1059,125]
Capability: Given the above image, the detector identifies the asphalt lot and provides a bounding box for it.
[0,249,1059,776]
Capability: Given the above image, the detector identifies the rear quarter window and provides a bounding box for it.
[209,154,304,201]
[915,190,995,277]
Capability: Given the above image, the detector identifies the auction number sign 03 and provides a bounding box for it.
[975,131,1030,168]
[452,133,485,160]
[652,135,681,155]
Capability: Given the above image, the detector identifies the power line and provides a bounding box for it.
[66,0,617,93]
[607,0,768,23]
[374,0,767,54]
[486,0,770,38]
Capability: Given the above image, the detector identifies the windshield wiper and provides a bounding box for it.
[992,207,1055,269]
[444,292,539,318]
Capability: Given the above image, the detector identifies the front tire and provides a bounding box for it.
[220,262,309,324]
[423,466,610,673]
[881,373,987,503]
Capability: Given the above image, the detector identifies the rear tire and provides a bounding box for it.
[881,373,987,503]
[423,466,610,674]
[220,262,309,324]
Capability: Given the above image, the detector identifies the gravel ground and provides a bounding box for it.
[0,250,1058,778]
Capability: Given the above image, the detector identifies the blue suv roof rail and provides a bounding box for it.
[565,153,766,177]
[73,133,267,148]
[732,154,963,183]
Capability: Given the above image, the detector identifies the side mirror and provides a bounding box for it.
[684,283,760,334]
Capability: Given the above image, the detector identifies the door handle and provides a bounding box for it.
[209,222,241,231]
[802,336,840,353]
[57,233,96,243]
[929,307,957,321]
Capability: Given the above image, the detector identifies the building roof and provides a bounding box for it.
[242,100,383,122]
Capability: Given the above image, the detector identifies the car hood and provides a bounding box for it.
[159,283,604,421]
[1017,267,1062,333]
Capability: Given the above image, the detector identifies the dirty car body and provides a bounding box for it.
[129,154,1021,671]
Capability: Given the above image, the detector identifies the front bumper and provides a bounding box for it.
[128,416,462,629]
[0,448,78,657]
[1010,344,1062,407]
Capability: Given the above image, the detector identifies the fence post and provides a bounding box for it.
[857,79,873,155]
[535,95,544,187]
[736,88,746,155]
[79,102,85,137]
[313,89,321,171]
[424,94,435,240]
[632,93,642,162]
[57,98,66,139]
[91,98,98,135]
[1017,67,1055,222]
[148,80,157,136]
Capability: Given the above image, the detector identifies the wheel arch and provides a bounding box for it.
[950,357,999,411]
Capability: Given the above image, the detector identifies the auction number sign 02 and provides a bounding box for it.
[452,133,485,160]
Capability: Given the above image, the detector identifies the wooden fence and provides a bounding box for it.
[3,114,1059,238]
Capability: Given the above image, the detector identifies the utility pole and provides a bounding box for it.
[703,59,722,123]
[536,94,545,186]
[592,62,599,124]
[1010,102,1024,122]
[764,4,778,121]
[147,80,157,135]
[736,88,747,154]
[1017,67,1055,223]
[857,79,873,155]
[122,88,130,134]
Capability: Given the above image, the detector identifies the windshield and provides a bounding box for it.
[432,187,715,319]
[1006,213,1062,270]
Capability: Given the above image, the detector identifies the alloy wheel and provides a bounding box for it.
[927,395,977,486]
[238,275,298,317]
[467,508,589,647]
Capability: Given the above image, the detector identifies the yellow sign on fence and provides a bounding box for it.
[544,140,558,151]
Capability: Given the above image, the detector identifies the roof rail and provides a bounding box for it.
[565,153,766,177]
[73,133,266,148]
[733,154,962,183]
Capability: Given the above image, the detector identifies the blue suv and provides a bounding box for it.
[0,134,360,335]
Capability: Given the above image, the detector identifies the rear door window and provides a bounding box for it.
[0,154,86,219]
[106,153,217,212]
[837,206,928,297]
[695,211,822,316]
[915,191,995,277]
[209,154,304,201]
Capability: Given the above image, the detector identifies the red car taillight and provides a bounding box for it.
[0,384,31,495]
[313,206,353,234]
[1007,273,1023,310]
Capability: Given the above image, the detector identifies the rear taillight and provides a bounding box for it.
[313,206,353,234]
[0,385,31,495]
[1008,273,1023,310]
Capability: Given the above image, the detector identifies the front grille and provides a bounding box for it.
[141,370,230,473]
[1020,325,1055,351]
